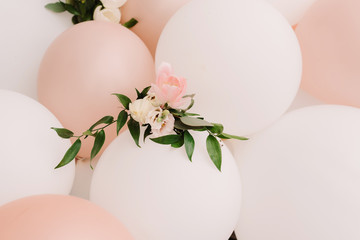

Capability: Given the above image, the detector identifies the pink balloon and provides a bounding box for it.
[38,21,155,158]
[0,195,134,240]
[296,0,360,107]
[120,0,192,57]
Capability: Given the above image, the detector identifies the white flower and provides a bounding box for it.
[101,0,127,9]
[146,109,175,137]
[146,107,163,129]
[129,99,156,124]
[93,6,121,23]
[144,92,162,107]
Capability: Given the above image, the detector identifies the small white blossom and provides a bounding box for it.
[93,6,121,23]
[146,107,163,129]
[101,0,127,9]
[129,99,156,124]
[146,109,175,137]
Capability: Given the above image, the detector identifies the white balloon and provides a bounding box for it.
[0,0,72,99]
[229,105,360,240]
[0,90,75,206]
[265,0,317,25]
[226,90,323,155]
[90,131,241,240]
[287,89,323,112]
[156,0,301,136]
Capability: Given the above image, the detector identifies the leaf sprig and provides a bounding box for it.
[45,0,138,27]
[52,86,248,171]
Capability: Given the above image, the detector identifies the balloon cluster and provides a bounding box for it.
[1,0,360,240]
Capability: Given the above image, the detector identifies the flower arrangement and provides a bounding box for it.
[52,63,248,171]
[45,0,137,27]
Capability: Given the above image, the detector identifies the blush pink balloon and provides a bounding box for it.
[296,0,360,107]
[0,195,134,240]
[120,0,192,57]
[38,21,155,158]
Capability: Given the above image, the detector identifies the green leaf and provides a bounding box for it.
[79,1,86,17]
[51,127,74,139]
[174,118,205,130]
[143,124,152,142]
[55,139,81,169]
[90,130,105,160]
[216,134,230,139]
[116,110,128,135]
[171,134,184,148]
[206,135,222,171]
[82,130,94,136]
[123,18,138,28]
[45,2,66,12]
[184,131,195,161]
[136,86,151,99]
[140,86,151,98]
[170,110,185,117]
[192,128,207,132]
[182,94,195,98]
[85,0,97,10]
[180,116,213,127]
[150,134,181,145]
[112,94,132,110]
[89,116,114,131]
[128,117,141,147]
[72,15,80,24]
[184,113,200,117]
[184,98,195,111]
[63,3,80,15]
[207,123,224,134]
[82,13,92,21]
[218,133,249,141]
[135,88,141,98]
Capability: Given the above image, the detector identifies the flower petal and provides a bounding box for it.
[178,77,187,97]
[151,114,175,137]
[93,6,121,23]
[164,85,182,104]
[150,84,167,105]
[169,96,192,109]
[101,0,127,9]
[156,62,173,85]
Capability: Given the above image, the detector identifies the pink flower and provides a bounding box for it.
[150,62,191,109]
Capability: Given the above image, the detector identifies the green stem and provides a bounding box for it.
[91,120,117,132]
[70,120,117,140]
